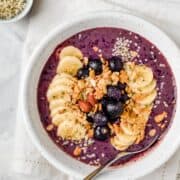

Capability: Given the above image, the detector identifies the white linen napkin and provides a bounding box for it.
[13,0,180,180]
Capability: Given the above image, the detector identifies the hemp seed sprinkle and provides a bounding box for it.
[0,0,26,20]
[112,37,136,62]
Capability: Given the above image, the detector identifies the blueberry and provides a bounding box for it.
[107,85,122,101]
[117,82,126,90]
[88,58,102,75]
[87,114,94,123]
[120,93,129,103]
[109,118,119,123]
[94,112,108,126]
[94,125,110,141]
[105,101,123,119]
[101,96,111,110]
[108,56,123,72]
[77,66,89,79]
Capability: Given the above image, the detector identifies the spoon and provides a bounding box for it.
[84,134,159,180]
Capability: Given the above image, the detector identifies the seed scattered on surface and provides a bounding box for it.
[101,153,105,157]
[149,129,156,137]
[163,101,169,108]
[159,63,166,67]
[46,124,54,131]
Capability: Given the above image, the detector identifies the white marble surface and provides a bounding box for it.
[0,18,29,179]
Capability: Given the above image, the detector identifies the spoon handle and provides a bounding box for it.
[83,152,130,180]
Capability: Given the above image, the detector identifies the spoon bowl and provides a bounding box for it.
[84,134,160,180]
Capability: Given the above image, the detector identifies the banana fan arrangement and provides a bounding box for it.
[111,62,157,150]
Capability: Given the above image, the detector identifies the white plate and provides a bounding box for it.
[22,11,180,180]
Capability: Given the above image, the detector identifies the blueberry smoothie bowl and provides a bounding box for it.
[37,27,176,167]
[22,12,180,179]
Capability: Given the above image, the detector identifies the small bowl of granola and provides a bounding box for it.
[22,11,180,179]
[0,0,33,23]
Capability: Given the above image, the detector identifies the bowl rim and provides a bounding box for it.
[0,0,33,23]
[22,10,180,179]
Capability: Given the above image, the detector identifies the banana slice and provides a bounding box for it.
[116,131,136,146]
[124,62,135,77]
[111,130,136,151]
[57,120,87,140]
[132,104,152,118]
[57,56,83,76]
[49,99,69,110]
[120,122,138,136]
[51,106,69,117]
[111,127,136,150]
[133,80,156,94]
[58,73,77,81]
[111,137,129,151]
[59,46,83,60]
[47,85,73,101]
[133,90,157,105]
[52,113,66,126]
[128,65,153,89]
[50,76,75,89]
[52,111,75,126]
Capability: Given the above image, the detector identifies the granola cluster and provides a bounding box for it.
[46,45,159,151]
[72,59,128,103]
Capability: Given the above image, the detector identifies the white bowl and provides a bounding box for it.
[0,0,33,23]
[22,11,180,179]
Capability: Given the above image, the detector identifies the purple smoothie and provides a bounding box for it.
[37,28,176,166]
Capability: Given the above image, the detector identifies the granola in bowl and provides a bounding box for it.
[37,28,176,166]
